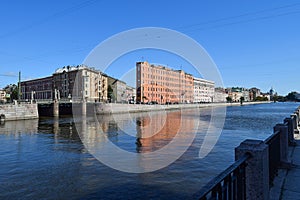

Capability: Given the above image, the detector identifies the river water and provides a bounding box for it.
[0,102,299,199]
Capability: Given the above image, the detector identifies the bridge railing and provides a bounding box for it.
[197,106,300,200]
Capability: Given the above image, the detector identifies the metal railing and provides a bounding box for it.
[197,105,300,200]
[264,130,281,186]
[198,153,251,200]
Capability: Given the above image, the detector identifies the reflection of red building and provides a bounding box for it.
[136,111,195,153]
[136,61,193,104]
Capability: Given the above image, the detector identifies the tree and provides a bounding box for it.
[255,96,268,101]
[286,92,297,102]
[226,96,232,103]
[240,96,245,105]
[273,94,278,102]
[3,84,18,102]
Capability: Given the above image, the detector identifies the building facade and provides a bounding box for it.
[226,87,250,102]
[21,65,108,102]
[249,87,261,101]
[53,65,108,102]
[193,77,214,103]
[214,87,227,103]
[21,76,53,101]
[126,85,136,103]
[136,61,193,104]
[0,90,6,103]
[107,76,127,103]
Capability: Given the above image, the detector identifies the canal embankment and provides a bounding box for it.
[95,101,271,114]
[0,102,39,121]
[1,101,271,119]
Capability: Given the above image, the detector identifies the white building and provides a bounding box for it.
[214,88,227,102]
[0,90,6,103]
[126,85,136,103]
[193,77,214,103]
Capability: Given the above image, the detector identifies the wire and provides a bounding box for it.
[0,73,17,77]
[0,0,98,39]
[177,2,300,31]
[183,10,300,32]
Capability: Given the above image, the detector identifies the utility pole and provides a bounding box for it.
[18,71,21,102]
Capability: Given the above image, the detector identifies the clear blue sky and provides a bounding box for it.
[0,0,299,95]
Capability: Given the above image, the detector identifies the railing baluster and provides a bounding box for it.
[223,176,229,200]
[217,183,222,199]
[226,175,232,200]
[197,154,250,200]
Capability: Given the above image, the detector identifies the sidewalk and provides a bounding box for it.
[271,135,300,200]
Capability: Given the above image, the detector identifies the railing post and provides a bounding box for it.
[284,117,296,146]
[291,114,299,134]
[295,110,299,122]
[235,139,269,200]
[53,100,59,117]
[82,99,87,116]
[297,109,300,126]
[274,124,289,164]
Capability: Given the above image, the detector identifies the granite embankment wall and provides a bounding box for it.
[0,103,39,121]
[95,101,270,114]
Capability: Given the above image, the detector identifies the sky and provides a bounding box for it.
[0,0,299,95]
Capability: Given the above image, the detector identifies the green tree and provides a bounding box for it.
[255,96,268,101]
[3,84,18,102]
[226,96,232,103]
[286,92,297,101]
[240,96,245,105]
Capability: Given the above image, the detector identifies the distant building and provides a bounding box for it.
[0,90,6,103]
[53,65,108,102]
[226,87,250,102]
[214,87,227,102]
[269,87,275,101]
[193,77,214,103]
[249,87,261,101]
[21,65,108,102]
[136,61,193,104]
[107,76,127,103]
[126,85,136,103]
[261,93,271,101]
[242,89,250,102]
[21,76,53,101]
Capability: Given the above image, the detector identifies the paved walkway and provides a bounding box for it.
[271,135,300,200]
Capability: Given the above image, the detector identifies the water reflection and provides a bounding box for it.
[75,109,208,173]
[76,110,207,152]
[136,111,197,153]
[0,103,299,199]
[0,119,38,135]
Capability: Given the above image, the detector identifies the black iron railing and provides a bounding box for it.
[197,106,300,199]
[197,153,251,200]
[264,130,281,186]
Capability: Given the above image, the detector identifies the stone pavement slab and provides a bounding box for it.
[280,140,300,200]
